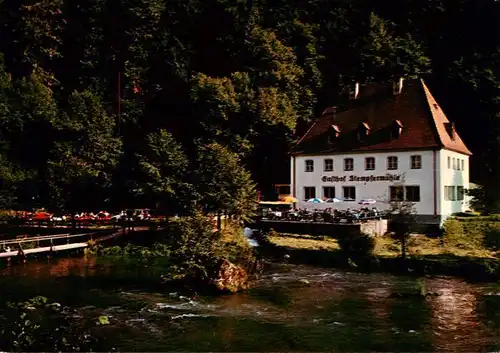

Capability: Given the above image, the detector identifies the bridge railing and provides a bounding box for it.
[0,231,102,247]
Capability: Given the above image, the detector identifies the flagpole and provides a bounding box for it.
[117,71,121,119]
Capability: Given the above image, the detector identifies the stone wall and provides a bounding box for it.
[360,219,388,236]
[256,219,387,237]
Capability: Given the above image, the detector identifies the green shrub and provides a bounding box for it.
[337,232,375,259]
[442,219,465,246]
[484,226,500,251]
[451,211,479,218]
[0,296,107,352]
[454,214,500,222]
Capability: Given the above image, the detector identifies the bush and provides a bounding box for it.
[337,232,375,259]
[484,226,500,251]
[219,222,254,266]
[0,296,108,352]
[443,218,486,249]
[453,214,500,222]
[451,211,479,218]
[442,219,465,247]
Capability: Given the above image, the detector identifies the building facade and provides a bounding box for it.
[290,79,472,225]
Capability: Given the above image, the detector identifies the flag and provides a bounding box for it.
[133,80,141,94]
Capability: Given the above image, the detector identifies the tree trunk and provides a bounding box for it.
[217,211,221,231]
[401,235,407,259]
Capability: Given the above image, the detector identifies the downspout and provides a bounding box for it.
[433,149,438,217]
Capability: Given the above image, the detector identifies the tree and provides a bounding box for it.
[46,90,122,212]
[133,129,190,211]
[358,13,431,82]
[465,185,487,215]
[386,185,417,259]
[194,142,256,221]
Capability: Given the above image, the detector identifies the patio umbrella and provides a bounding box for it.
[327,197,344,203]
[281,195,299,203]
[307,198,324,203]
[359,198,377,205]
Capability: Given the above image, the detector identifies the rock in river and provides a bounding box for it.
[211,258,250,293]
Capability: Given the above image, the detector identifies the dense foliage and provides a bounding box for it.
[99,214,256,284]
[0,296,110,352]
[0,0,499,213]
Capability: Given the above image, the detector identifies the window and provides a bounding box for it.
[387,156,398,170]
[343,186,356,201]
[452,158,456,170]
[324,158,333,172]
[323,187,336,199]
[411,155,422,169]
[444,186,456,201]
[444,185,465,201]
[447,156,451,169]
[344,158,354,171]
[390,185,420,202]
[304,187,316,200]
[389,186,404,201]
[461,159,464,171]
[305,160,314,172]
[405,186,421,202]
[365,157,375,170]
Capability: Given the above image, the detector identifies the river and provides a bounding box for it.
[1,255,500,352]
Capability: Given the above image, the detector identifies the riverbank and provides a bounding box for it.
[260,227,500,281]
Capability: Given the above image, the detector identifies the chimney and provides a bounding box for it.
[350,82,360,99]
[445,122,455,140]
[393,77,404,95]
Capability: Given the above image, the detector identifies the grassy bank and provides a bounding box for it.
[263,217,500,281]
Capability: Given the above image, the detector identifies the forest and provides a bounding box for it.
[0,0,499,216]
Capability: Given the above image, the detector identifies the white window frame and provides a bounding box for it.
[405,186,421,202]
[411,155,422,169]
[323,186,336,199]
[344,158,354,171]
[445,186,457,201]
[342,186,356,201]
[305,159,314,172]
[324,158,334,172]
[387,156,398,170]
[365,157,375,170]
[389,185,421,202]
[389,186,404,202]
[304,186,316,200]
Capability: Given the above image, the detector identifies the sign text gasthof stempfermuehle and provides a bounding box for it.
[321,174,401,183]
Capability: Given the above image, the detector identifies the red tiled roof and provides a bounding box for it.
[293,79,472,156]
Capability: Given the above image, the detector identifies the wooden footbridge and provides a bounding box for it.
[0,227,142,260]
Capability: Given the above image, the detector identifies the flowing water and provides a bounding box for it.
[1,256,500,352]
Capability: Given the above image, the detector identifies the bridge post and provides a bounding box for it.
[47,238,54,260]
[18,246,26,263]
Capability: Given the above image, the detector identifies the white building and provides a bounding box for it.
[290,79,472,225]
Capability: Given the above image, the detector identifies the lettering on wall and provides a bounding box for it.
[321,174,401,183]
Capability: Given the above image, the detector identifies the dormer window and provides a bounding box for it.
[391,120,403,139]
[445,122,455,140]
[357,122,370,140]
[327,124,341,143]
